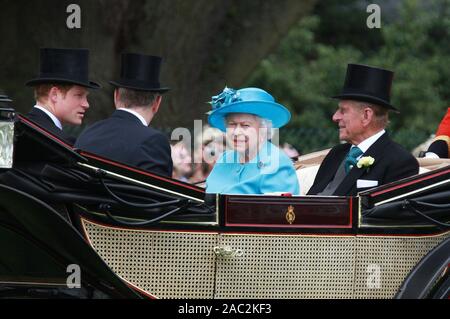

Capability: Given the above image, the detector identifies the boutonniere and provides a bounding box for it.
[357,156,375,171]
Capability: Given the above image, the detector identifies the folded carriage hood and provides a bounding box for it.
[0,184,142,299]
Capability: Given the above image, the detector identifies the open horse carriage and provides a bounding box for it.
[0,107,449,299]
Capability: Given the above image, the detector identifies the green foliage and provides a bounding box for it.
[246,0,450,153]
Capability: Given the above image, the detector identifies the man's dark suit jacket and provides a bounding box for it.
[307,133,419,196]
[26,107,76,144]
[75,110,173,177]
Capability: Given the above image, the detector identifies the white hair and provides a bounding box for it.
[224,113,274,140]
[259,117,274,140]
[354,101,389,128]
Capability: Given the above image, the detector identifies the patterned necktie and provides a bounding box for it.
[345,146,363,173]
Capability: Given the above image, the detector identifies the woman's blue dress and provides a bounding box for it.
[206,141,300,195]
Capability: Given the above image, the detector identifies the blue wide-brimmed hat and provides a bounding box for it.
[207,87,291,132]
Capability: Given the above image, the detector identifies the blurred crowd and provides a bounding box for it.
[171,125,300,185]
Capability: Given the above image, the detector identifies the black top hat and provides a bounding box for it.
[110,53,170,93]
[26,48,100,89]
[332,63,398,112]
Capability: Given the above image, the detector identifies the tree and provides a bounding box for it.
[247,0,450,152]
[0,0,317,130]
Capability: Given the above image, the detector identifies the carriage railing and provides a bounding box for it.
[3,113,450,231]
[0,107,16,169]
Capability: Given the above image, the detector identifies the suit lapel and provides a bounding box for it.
[26,108,76,144]
[335,132,391,195]
[28,107,56,127]
[313,144,350,192]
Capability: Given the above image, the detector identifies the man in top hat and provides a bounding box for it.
[25,48,100,144]
[424,107,450,158]
[75,53,173,177]
[307,64,419,196]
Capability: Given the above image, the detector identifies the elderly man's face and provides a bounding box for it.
[332,100,366,144]
[225,113,265,155]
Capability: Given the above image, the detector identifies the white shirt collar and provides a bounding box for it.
[33,105,63,130]
[355,129,386,154]
[117,108,148,126]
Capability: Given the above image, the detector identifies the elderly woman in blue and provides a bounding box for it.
[205,87,300,195]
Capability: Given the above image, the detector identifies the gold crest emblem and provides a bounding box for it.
[285,205,295,225]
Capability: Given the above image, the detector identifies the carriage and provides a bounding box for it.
[0,107,449,299]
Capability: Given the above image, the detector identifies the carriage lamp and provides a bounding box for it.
[0,96,15,169]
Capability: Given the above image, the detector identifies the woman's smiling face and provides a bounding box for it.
[225,113,265,156]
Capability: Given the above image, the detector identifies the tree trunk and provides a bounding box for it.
[0,0,316,129]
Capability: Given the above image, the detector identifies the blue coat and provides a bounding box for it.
[75,110,173,177]
[26,107,76,144]
[206,141,300,195]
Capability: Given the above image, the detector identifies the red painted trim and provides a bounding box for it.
[355,232,450,237]
[127,283,158,299]
[349,197,353,226]
[370,169,450,197]
[78,218,92,242]
[18,114,73,149]
[80,151,204,193]
[225,223,352,228]
[81,217,352,236]
[80,216,449,237]
[224,197,353,228]
[216,231,356,236]
[225,196,229,225]
[80,216,218,234]
[18,114,203,193]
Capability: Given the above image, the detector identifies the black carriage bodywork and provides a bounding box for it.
[0,114,449,298]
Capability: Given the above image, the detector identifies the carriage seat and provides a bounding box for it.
[294,149,450,195]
